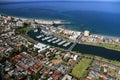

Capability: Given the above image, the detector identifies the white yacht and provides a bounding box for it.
[63,42,71,47]
[34,29,38,32]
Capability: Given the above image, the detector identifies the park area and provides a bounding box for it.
[71,58,92,79]
[16,26,31,34]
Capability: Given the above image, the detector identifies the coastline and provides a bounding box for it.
[0,13,70,25]
[92,34,120,40]
[58,25,120,40]
[0,13,61,21]
[1,13,120,39]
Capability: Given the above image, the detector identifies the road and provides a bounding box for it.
[67,33,83,52]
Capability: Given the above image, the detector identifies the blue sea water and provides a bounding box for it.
[0,1,120,36]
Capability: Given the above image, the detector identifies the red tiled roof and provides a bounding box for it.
[33,64,39,69]
[69,59,75,64]
[100,74,107,80]
[52,74,60,79]
[26,68,32,74]
[0,48,3,51]
[12,54,22,61]
[85,78,91,80]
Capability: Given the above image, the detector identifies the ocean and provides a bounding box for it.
[0,1,120,36]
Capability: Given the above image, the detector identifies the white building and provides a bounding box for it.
[69,31,81,40]
[34,43,50,53]
[84,30,90,37]
[73,55,78,61]
[62,74,72,80]
[16,21,24,27]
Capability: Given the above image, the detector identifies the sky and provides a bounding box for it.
[1,0,120,2]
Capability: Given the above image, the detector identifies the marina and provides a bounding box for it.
[28,29,120,61]
[40,36,70,47]
[29,29,73,48]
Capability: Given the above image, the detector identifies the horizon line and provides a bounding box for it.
[0,0,120,2]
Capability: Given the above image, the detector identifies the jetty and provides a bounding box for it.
[58,40,66,45]
[52,39,61,43]
[63,42,71,47]
[47,37,57,42]
[36,35,44,39]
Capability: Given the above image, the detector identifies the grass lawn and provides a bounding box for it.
[71,58,92,79]
[95,43,120,51]
[17,26,31,34]
[95,56,120,66]
[82,42,120,52]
